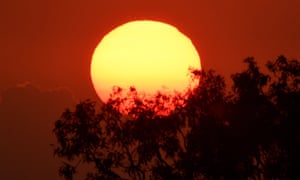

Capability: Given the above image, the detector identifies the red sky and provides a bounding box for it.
[0,0,299,179]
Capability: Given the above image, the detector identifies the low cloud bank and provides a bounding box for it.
[0,83,75,179]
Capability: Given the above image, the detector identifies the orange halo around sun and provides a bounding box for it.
[91,20,201,112]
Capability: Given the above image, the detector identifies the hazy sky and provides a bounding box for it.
[0,0,299,179]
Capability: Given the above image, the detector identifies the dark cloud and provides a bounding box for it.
[0,83,75,179]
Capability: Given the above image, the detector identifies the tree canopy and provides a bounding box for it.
[53,56,300,179]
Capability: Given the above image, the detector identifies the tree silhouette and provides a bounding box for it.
[266,56,300,179]
[53,56,300,179]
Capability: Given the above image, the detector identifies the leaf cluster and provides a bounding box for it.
[53,56,300,179]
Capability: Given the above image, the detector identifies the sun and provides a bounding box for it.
[91,20,201,112]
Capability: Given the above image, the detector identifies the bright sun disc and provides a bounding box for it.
[91,20,201,112]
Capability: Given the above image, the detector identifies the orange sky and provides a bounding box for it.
[0,0,299,179]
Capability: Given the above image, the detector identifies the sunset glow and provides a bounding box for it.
[91,20,201,104]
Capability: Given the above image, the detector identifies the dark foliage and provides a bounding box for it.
[53,56,300,179]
